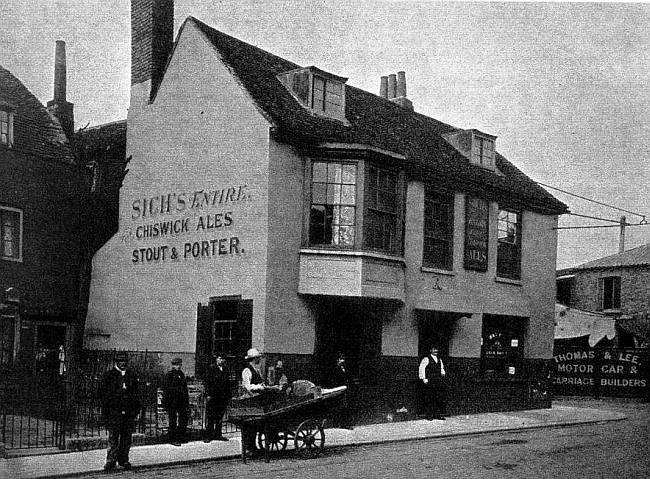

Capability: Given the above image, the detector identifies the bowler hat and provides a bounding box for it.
[114,352,128,362]
[245,348,262,360]
[171,357,182,365]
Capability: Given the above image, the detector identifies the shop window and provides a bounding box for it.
[497,208,521,280]
[1,109,14,147]
[423,188,454,270]
[309,161,357,247]
[481,315,526,376]
[1,206,22,261]
[364,165,402,255]
[600,276,621,310]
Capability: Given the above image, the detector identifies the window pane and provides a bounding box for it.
[313,77,325,111]
[339,206,355,225]
[341,164,356,184]
[313,162,328,182]
[340,185,355,204]
[338,225,355,245]
[327,163,342,183]
[312,183,326,204]
[327,184,341,204]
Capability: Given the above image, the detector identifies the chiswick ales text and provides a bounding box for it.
[127,185,250,264]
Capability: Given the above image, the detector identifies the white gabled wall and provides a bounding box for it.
[85,22,272,353]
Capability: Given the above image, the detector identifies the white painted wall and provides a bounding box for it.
[85,22,272,353]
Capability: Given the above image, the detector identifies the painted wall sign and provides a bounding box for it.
[125,184,252,265]
[464,197,489,271]
[553,347,648,397]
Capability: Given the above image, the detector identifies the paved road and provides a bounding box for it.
[61,399,650,479]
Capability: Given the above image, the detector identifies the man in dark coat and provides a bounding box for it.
[203,353,231,442]
[418,345,447,420]
[326,352,353,429]
[100,352,141,472]
[162,357,189,446]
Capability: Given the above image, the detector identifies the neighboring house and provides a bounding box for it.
[85,0,568,420]
[557,243,650,348]
[0,43,90,373]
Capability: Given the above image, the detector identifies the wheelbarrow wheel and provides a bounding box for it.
[257,429,288,452]
[294,419,325,458]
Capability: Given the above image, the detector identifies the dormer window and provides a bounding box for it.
[442,129,497,171]
[1,109,14,148]
[279,67,347,121]
[472,135,495,169]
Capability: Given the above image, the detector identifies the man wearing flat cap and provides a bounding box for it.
[203,353,231,442]
[163,357,189,446]
[100,352,140,472]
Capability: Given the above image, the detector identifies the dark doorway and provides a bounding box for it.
[313,297,385,384]
[195,297,252,378]
[416,310,467,359]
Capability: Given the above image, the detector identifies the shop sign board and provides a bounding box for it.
[464,197,489,272]
[553,346,648,398]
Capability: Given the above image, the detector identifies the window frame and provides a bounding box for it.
[496,208,522,280]
[308,160,358,249]
[364,164,403,255]
[481,314,526,377]
[1,206,23,262]
[280,68,346,121]
[600,276,621,311]
[422,188,454,270]
[472,134,495,169]
[1,109,14,148]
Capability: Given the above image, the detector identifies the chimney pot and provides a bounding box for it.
[388,74,397,99]
[380,76,388,98]
[47,40,74,144]
[53,40,67,102]
[396,71,407,98]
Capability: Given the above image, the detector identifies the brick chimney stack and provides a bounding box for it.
[47,40,75,143]
[131,0,174,106]
[378,71,413,111]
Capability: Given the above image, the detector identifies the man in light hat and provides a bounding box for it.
[100,352,140,472]
[163,357,189,446]
[242,348,266,397]
[241,348,266,454]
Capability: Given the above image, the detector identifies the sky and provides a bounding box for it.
[2,1,649,269]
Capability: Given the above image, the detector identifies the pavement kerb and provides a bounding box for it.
[0,406,628,479]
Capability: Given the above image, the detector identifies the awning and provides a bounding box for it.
[554,303,616,347]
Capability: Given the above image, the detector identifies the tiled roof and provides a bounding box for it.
[569,243,650,271]
[190,17,568,215]
[0,65,75,163]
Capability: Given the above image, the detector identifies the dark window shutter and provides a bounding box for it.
[195,303,212,378]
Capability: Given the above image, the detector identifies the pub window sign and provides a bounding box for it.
[464,197,489,272]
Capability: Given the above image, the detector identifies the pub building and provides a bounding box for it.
[84,0,568,422]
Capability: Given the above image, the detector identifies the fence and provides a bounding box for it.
[552,346,649,399]
[1,350,239,453]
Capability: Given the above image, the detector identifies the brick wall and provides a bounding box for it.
[131,0,173,90]
[570,267,650,315]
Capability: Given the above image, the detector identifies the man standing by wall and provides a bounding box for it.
[163,357,189,446]
[418,345,447,420]
[100,352,140,471]
[203,354,231,442]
